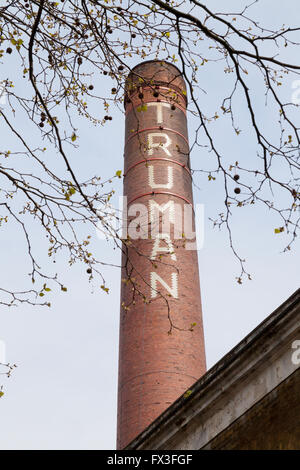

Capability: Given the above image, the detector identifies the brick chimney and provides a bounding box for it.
[117,60,206,449]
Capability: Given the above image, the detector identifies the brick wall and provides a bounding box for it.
[117,61,206,449]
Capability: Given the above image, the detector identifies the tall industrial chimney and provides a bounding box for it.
[117,61,206,449]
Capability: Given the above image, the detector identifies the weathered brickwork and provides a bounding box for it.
[117,61,206,449]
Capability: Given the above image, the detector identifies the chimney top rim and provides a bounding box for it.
[124,60,187,109]
[129,60,183,77]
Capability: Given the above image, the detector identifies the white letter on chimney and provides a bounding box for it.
[147,133,171,156]
[148,165,173,189]
[149,200,175,237]
[150,272,178,299]
[151,233,176,261]
[147,102,171,124]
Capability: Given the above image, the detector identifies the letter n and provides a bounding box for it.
[150,272,178,299]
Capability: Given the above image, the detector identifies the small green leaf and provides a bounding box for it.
[0,391,4,398]
[115,170,122,178]
[71,133,77,142]
[137,104,147,112]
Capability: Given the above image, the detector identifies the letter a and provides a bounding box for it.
[151,233,177,261]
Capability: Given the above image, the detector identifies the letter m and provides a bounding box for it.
[149,199,175,237]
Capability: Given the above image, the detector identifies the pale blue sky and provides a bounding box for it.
[0,0,299,449]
